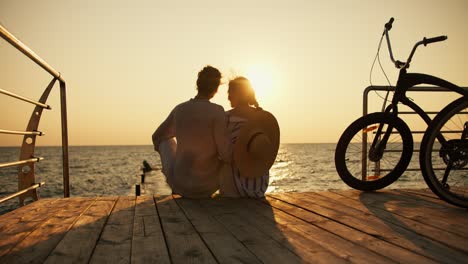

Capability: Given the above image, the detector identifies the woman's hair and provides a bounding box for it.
[228,76,260,108]
[196,66,222,96]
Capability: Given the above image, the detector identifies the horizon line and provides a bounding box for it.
[0,142,338,148]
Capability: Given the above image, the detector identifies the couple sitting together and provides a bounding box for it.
[152,65,279,198]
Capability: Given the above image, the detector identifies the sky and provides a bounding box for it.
[0,0,467,146]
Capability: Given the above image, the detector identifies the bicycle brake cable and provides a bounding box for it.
[369,33,394,112]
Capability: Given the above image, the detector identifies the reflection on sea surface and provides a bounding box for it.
[0,144,428,214]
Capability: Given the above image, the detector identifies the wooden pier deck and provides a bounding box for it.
[0,189,467,263]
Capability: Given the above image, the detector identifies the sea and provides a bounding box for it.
[0,143,428,214]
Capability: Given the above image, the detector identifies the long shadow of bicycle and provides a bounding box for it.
[358,190,468,263]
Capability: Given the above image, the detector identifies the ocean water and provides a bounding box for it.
[0,144,428,214]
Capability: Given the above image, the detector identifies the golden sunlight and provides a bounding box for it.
[244,64,275,103]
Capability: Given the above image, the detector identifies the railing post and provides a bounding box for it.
[60,81,70,198]
[17,78,56,205]
[362,87,372,180]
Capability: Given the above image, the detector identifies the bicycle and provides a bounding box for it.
[334,18,468,208]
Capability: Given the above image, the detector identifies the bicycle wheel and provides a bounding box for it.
[420,97,468,208]
[335,112,413,191]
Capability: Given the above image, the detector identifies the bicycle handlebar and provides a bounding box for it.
[384,17,394,31]
[382,17,448,69]
[423,36,448,46]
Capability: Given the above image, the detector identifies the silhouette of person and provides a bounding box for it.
[220,77,280,198]
[152,66,232,197]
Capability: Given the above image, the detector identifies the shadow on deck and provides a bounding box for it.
[0,189,467,263]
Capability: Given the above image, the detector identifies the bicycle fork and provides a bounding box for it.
[368,122,394,162]
[369,106,397,163]
[360,117,395,181]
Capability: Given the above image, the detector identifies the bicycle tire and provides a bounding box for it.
[335,112,413,191]
[420,97,468,208]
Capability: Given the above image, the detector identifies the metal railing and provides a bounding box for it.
[0,23,69,205]
[362,85,466,176]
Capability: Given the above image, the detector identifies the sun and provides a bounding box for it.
[244,65,275,102]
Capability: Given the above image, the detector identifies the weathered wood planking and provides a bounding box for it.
[131,195,170,264]
[197,197,304,263]
[2,197,97,264]
[44,198,115,264]
[259,196,435,263]
[156,195,217,264]
[0,189,466,264]
[175,198,262,263]
[269,192,467,263]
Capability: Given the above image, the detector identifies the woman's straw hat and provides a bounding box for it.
[234,110,280,179]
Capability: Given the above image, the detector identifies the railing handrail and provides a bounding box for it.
[0,23,70,205]
[0,129,43,136]
[0,24,64,83]
[0,157,44,169]
[0,182,45,204]
[0,88,51,109]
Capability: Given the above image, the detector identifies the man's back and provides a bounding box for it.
[155,98,231,197]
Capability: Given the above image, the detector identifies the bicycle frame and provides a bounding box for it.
[367,70,467,174]
[392,70,465,114]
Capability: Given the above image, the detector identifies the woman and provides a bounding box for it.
[220,76,270,198]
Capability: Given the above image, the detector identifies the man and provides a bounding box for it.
[152,66,232,197]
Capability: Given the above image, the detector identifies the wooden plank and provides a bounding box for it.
[329,189,468,238]
[89,197,135,264]
[386,189,464,215]
[314,191,468,251]
[43,198,116,264]
[394,189,463,207]
[131,195,170,264]
[0,221,42,257]
[1,198,66,231]
[156,195,216,264]
[96,196,120,201]
[337,188,468,222]
[200,197,336,264]
[270,192,468,263]
[175,198,262,263]
[0,198,59,229]
[1,197,96,264]
[262,196,434,264]
[402,188,441,199]
[0,198,61,236]
[0,198,86,258]
[211,198,350,264]
[394,188,460,207]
